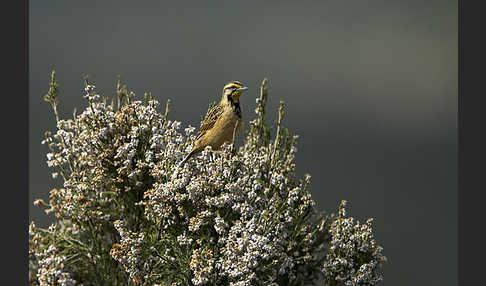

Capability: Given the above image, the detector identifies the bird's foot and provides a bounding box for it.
[230,144,237,157]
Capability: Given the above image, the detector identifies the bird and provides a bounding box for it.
[178,81,248,167]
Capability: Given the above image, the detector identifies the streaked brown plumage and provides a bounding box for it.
[178,81,248,167]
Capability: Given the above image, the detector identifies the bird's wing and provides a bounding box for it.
[195,103,224,140]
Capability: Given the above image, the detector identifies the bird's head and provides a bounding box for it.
[222,81,248,102]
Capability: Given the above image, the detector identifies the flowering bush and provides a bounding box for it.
[29,72,386,286]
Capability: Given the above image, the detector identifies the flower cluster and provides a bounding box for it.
[29,222,77,286]
[322,201,386,286]
[110,220,153,284]
[29,73,385,286]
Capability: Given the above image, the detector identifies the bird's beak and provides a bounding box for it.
[236,86,248,92]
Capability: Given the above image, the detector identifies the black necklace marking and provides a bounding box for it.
[227,93,242,118]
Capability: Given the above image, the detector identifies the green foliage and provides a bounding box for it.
[43,70,60,122]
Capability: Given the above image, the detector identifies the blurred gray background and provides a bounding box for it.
[29,1,457,285]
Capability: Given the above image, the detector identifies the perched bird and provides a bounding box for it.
[178,81,248,167]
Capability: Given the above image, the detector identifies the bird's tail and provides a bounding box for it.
[177,150,196,169]
[172,150,196,180]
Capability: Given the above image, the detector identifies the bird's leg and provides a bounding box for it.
[231,120,240,155]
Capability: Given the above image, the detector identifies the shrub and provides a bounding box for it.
[29,72,386,286]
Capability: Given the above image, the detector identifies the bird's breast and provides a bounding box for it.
[205,109,240,147]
